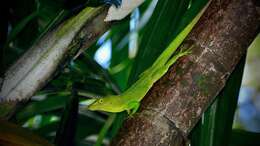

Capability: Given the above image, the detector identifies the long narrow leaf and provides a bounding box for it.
[54,85,79,146]
[16,94,69,121]
[229,129,260,146]
[191,55,246,146]
[128,0,190,84]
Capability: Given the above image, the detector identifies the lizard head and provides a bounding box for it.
[87,96,125,113]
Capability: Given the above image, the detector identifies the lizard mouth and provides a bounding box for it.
[82,99,97,107]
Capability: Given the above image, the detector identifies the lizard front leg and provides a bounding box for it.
[127,101,140,116]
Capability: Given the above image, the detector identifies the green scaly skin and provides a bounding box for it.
[88,4,208,115]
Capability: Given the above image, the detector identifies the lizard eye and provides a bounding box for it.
[98,99,103,103]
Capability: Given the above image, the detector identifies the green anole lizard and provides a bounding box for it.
[87,2,210,114]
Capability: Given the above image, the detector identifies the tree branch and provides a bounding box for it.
[0,6,111,118]
[111,0,259,145]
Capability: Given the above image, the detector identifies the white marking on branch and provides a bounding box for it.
[105,0,145,21]
[0,8,99,101]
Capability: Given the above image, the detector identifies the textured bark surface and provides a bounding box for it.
[113,111,186,146]
[111,0,259,145]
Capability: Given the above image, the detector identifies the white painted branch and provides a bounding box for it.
[105,0,145,21]
[0,7,104,101]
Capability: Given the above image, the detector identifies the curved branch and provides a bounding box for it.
[0,6,111,118]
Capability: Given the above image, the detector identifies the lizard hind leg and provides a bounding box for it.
[165,47,192,68]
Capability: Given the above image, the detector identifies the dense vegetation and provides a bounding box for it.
[0,0,259,146]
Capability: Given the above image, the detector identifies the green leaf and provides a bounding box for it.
[6,12,38,45]
[82,53,121,94]
[16,93,70,121]
[97,20,130,91]
[75,112,105,140]
[94,114,116,146]
[34,120,59,141]
[229,129,260,146]
[190,56,246,146]
[54,86,79,146]
[128,0,191,84]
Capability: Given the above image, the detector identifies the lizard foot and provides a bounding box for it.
[127,101,140,116]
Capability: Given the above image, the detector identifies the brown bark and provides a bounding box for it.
[111,0,259,145]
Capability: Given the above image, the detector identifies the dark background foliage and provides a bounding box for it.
[0,0,259,145]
